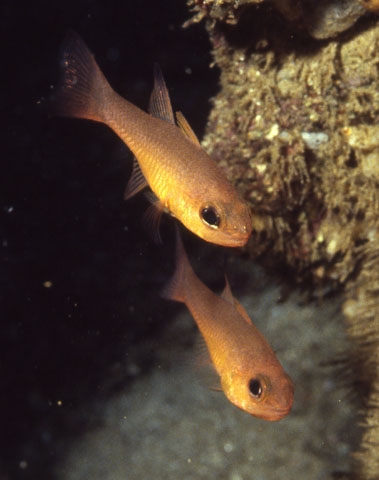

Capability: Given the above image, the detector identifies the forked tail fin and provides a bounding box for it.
[53,31,112,122]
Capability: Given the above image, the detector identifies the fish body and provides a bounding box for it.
[162,231,294,421]
[56,32,252,247]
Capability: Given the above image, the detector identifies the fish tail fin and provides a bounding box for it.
[161,226,193,303]
[53,31,112,122]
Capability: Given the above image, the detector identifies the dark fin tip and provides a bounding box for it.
[53,30,104,121]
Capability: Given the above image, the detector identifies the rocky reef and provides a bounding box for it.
[186,0,368,38]
[185,1,379,478]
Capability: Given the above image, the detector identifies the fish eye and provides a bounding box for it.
[200,206,220,228]
[248,378,263,399]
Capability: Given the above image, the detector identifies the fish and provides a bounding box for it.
[358,0,379,12]
[55,31,253,247]
[162,229,294,421]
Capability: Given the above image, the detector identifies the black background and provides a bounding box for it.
[1,2,219,478]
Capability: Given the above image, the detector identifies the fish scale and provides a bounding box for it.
[162,230,294,421]
[55,31,253,247]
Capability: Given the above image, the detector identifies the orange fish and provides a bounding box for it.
[55,32,252,247]
[162,230,294,421]
[358,0,379,12]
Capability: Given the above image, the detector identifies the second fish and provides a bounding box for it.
[162,229,294,421]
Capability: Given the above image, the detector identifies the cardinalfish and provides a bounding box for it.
[162,230,294,421]
[55,32,252,247]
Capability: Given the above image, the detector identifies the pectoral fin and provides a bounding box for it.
[193,334,221,391]
[142,192,167,244]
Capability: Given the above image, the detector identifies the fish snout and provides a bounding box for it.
[255,372,294,421]
[273,376,294,419]
[233,205,253,243]
[230,222,252,246]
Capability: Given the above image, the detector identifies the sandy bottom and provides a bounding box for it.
[55,264,358,480]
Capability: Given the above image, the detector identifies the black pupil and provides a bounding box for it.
[249,379,262,398]
[201,207,220,227]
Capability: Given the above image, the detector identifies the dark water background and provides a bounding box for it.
[1,2,220,478]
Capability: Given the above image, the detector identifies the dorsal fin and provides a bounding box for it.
[220,276,235,305]
[175,111,201,146]
[149,63,175,124]
[233,298,253,325]
[221,276,252,325]
[124,157,148,200]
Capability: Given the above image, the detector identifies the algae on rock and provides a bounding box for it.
[186,2,379,478]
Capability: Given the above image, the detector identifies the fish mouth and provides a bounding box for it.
[221,228,251,247]
[256,404,293,422]
[254,394,294,421]
[225,237,250,247]
[202,231,250,248]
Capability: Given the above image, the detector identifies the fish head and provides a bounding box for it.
[221,366,294,421]
[177,191,253,247]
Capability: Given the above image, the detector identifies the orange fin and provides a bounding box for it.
[142,192,165,244]
[221,276,252,325]
[124,157,148,200]
[193,333,212,368]
[199,367,222,392]
[209,382,223,392]
[161,226,191,303]
[54,30,110,122]
[193,334,221,390]
[149,64,175,124]
[233,298,253,325]
[220,275,235,305]
[175,111,201,146]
